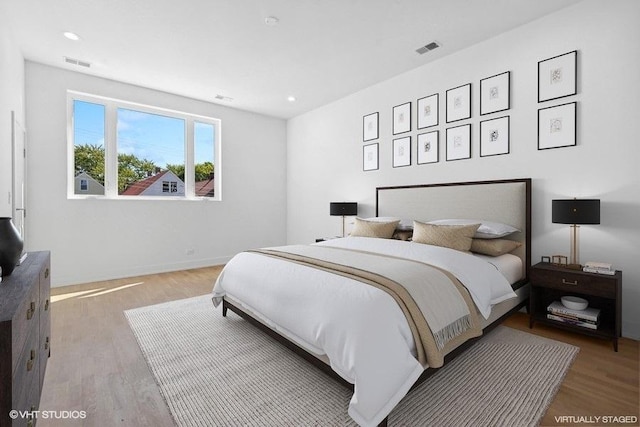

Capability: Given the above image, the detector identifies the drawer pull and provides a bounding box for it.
[45,299,50,311]
[27,349,36,372]
[27,301,36,320]
[45,267,49,278]
[562,278,578,285]
[45,336,50,350]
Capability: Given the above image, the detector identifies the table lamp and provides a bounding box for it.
[329,202,358,237]
[552,198,600,270]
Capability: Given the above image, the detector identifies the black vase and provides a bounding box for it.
[0,217,24,277]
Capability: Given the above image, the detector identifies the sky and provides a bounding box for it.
[73,100,215,167]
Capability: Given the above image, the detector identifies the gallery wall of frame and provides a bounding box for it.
[360,49,579,171]
[537,50,578,150]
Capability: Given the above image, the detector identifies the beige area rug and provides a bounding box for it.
[125,295,578,427]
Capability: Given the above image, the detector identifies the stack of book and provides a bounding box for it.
[547,300,600,330]
[583,261,615,275]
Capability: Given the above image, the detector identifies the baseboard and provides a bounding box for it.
[51,255,232,288]
[622,321,640,341]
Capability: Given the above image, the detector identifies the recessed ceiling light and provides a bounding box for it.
[287,96,296,102]
[265,16,279,26]
[63,31,81,41]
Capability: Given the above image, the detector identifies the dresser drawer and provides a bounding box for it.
[531,268,616,298]
[11,281,40,376]
[12,324,40,417]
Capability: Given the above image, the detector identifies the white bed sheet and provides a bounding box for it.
[473,253,523,285]
[212,237,517,427]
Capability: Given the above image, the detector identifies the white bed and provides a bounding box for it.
[212,178,531,427]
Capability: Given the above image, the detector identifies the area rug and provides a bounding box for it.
[125,295,579,427]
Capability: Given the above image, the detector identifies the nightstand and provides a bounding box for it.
[529,262,622,351]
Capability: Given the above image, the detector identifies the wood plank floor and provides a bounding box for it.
[38,267,639,427]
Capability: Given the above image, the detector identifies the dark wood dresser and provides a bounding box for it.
[0,252,51,427]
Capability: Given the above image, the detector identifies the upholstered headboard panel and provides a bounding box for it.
[376,179,531,283]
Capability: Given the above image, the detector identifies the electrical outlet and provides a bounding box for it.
[186,248,195,256]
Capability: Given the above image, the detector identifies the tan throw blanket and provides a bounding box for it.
[250,245,481,368]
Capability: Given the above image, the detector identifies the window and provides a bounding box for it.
[67,91,221,200]
[72,100,105,195]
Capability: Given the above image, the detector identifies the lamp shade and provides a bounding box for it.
[329,202,358,216]
[552,199,600,225]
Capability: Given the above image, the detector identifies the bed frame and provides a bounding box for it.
[222,178,532,427]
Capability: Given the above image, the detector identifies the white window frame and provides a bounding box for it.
[67,90,222,201]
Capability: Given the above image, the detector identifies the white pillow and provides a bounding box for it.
[428,219,519,239]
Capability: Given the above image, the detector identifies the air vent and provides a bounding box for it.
[416,41,440,55]
[214,94,233,102]
[64,56,91,68]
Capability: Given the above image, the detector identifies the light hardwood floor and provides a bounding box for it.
[38,267,639,427]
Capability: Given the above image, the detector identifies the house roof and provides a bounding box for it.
[195,177,215,197]
[121,170,172,195]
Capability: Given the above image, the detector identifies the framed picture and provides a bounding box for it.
[417,131,439,164]
[392,136,411,167]
[538,102,576,150]
[480,71,510,115]
[363,143,379,171]
[392,102,411,135]
[538,50,577,102]
[480,116,510,157]
[417,93,438,129]
[446,83,471,123]
[363,112,379,142]
[446,124,471,161]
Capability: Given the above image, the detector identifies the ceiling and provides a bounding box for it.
[2,0,581,119]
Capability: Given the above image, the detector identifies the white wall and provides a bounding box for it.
[287,1,640,338]
[0,23,25,217]
[25,62,287,286]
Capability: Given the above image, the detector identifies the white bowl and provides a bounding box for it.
[561,296,588,311]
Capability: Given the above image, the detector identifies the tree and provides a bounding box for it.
[166,163,185,180]
[74,144,105,185]
[167,161,214,181]
[117,154,157,193]
[195,161,214,181]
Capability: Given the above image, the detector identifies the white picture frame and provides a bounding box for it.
[417,131,439,164]
[363,143,379,171]
[392,136,411,167]
[417,93,438,129]
[446,83,471,123]
[446,124,471,161]
[363,112,379,142]
[538,102,576,150]
[480,71,510,115]
[480,116,510,157]
[392,102,411,135]
[538,51,577,102]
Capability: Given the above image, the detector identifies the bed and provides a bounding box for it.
[212,178,531,427]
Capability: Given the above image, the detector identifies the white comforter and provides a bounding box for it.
[211,237,516,427]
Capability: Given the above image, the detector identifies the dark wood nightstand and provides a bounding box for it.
[529,262,622,351]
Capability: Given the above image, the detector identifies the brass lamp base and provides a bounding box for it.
[565,263,582,271]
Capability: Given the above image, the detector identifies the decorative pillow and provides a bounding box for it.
[412,221,480,252]
[350,217,400,239]
[428,219,519,239]
[470,239,522,257]
[364,217,413,230]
